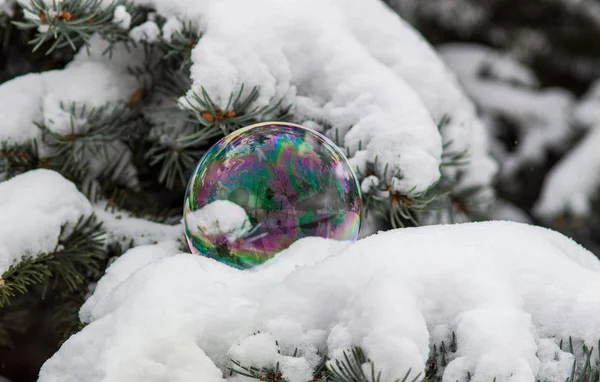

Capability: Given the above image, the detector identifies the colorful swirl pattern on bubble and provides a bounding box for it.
[184,122,362,269]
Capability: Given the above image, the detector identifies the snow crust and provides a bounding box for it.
[39,221,600,382]
[0,170,92,274]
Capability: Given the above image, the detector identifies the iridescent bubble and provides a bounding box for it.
[184,122,362,269]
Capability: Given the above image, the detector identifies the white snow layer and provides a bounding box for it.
[3,0,498,196]
[40,221,600,382]
[112,5,132,30]
[143,0,496,194]
[186,200,251,243]
[0,170,92,274]
[93,204,183,247]
[0,43,138,144]
[439,43,574,177]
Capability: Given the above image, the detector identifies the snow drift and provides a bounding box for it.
[39,221,600,382]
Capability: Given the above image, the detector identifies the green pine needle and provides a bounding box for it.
[0,214,105,308]
[14,0,139,54]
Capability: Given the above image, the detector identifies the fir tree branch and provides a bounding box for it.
[0,254,52,307]
[0,214,105,308]
[0,139,43,179]
[37,101,142,183]
[229,359,285,382]
[146,125,222,189]
[184,84,293,136]
[157,20,200,70]
[13,0,141,54]
[329,347,421,382]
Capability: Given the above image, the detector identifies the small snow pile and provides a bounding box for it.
[40,221,600,382]
[112,5,132,29]
[129,21,161,43]
[0,170,92,274]
[185,200,251,242]
[0,36,140,186]
[0,49,137,144]
[439,43,574,177]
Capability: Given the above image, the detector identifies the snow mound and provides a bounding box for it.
[130,0,496,194]
[0,170,92,274]
[0,55,137,144]
[39,221,600,382]
[185,200,251,243]
[5,0,498,195]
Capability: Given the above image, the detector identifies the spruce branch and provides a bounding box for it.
[146,126,222,189]
[560,338,600,382]
[229,359,285,382]
[38,101,141,177]
[13,0,140,54]
[47,214,105,291]
[0,214,105,308]
[329,347,421,382]
[0,139,43,179]
[158,20,201,69]
[358,160,444,228]
[0,254,53,307]
[184,84,292,136]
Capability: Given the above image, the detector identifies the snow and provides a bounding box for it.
[161,17,184,42]
[3,0,498,196]
[439,43,575,177]
[128,0,498,195]
[112,5,132,30]
[129,21,161,43]
[0,0,13,16]
[360,175,379,193]
[185,200,251,243]
[93,204,183,247]
[0,170,92,274]
[0,39,138,144]
[40,221,600,382]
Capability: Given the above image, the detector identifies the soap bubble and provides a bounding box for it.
[184,122,362,269]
